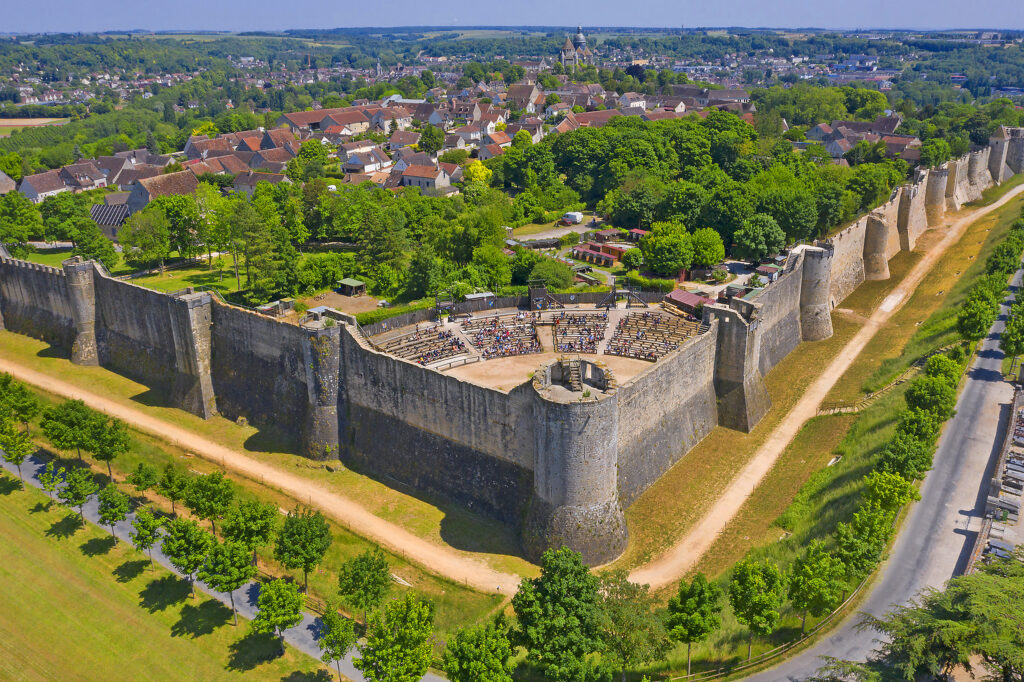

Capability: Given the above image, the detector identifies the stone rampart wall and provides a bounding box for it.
[615,329,718,504]
[0,256,73,346]
[825,217,867,305]
[751,262,804,376]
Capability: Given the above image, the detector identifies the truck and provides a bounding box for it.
[559,211,584,225]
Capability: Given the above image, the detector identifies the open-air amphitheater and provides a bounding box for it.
[1,127,1023,565]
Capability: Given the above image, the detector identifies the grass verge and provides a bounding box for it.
[0,478,321,681]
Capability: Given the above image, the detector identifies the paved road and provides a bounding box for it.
[747,269,1020,680]
[0,454,445,682]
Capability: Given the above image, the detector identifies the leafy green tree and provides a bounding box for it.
[120,207,172,271]
[512,546,602,682]
[789,540,846,635]
[639,221,694,277]
[198,539,255,626]
[729,559,787,660]
[70,218,118,271]
[251,578,304,654]
[222,499,279,567]
[904,376,957,420]
[58,467,99,522]
[463,160,492,185]
[274,508,332,592]
[158,463,190,515]
[41,399,96,462]
[2,380,41,433]
[835,503,895,587]
[620,248,643,270]
[184,471,235,536]
[896,408,941,444]
[862,470,920,513]
[39,460,63,501]
[419,125,444,155]
[528,258,573,289]
[130,506,164,565]
[598,570,668,682]
[90,415,130,479]
[923,354,961,386]
[667,572,724,676]
[690,227,726,268]
[956,295,998,341]
[39,192,88,242]
[97,484,130,542]
[879,432,934,480]
[338,548,391,624]
[442,623,513,682]
[354,594,435,682]
[919,138,952,167]
[733,214,786,261]
[0,191,42,255]
[162,518,214,597]
[0,418,33,481]
[126,462,158,494]
[318,601,358,680]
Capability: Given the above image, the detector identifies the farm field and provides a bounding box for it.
[0,479,321,681]
[0,117,68,137]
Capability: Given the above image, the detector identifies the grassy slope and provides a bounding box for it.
[0,479,321,681]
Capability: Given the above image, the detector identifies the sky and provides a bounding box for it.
[2,0,1023,33]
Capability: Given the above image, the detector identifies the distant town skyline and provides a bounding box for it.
[3,0,1023,34]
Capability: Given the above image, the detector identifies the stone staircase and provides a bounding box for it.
[560,356,584,392]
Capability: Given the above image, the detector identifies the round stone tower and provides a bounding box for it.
[62,256,99,366]
[863,214,891,281]
[925,167,949,226]
[799,246,834,341]
[523,360,627,565]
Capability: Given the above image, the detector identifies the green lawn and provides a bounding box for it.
[0,478,323,681]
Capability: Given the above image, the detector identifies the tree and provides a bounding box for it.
[835,503,895,587]
[729,559,787,660]
[39,460,63,501]
[130,507,164,565]
[58,467,99,522]
[957,295,998,341]
[274,508,332,592]
[789,540,845,635]
[620,248,643,270]
[162,517,214,597]
[222,499,279,567]
[146,130,161,156]
[598,570,668,682]
[337,548,391,625]
[463,160,492,185]
[90,415,130,479]
[0,191,41,255]
[158,463,189,515]
[639,221,694,277]
[0,418,33,481]
[667,572,724,676]
[512,547,602,681]
[97,485,130,542]
[127,462,158,494]
[198,539,255,626]
[419,125,444,155]
[862,470,920,513]
[3,381,40,434]
[41,399,96,462]
[690,227,726,268]
[71,219,118,271]
[354,594,435,682]
[528,258,573,289]
[318,601,357,680]
[879,431,934,480]
[923,354,961,386]
[733,213,786,261]
[442,623,513,682]
[184,471,235,536]
[120,208,172,271]
[251,579,304,654]
[904,376,957,420]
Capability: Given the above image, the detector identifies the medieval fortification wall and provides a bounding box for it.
[1,130,1022,565]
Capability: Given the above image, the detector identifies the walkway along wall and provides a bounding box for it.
[0,130,1020,565]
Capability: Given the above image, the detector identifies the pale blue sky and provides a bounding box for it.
[2,0,1022,33]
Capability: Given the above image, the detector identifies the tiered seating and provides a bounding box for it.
[550,312,608,354]
[604,312,701,361]
[461,313,541,359]
[381,326,468,366]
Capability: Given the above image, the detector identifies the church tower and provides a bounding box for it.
[560,26,593,69]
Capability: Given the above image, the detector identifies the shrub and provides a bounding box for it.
[904,375,957,420]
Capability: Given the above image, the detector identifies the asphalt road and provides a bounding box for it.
[747,269,1020,680]
[0,454,446,682]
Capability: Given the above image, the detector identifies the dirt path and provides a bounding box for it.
[629,185,1024,590]
[0,357,522,596]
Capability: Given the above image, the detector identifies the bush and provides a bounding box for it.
[924,354,961,386]
[904,375,957,420]
[624,270,675,292]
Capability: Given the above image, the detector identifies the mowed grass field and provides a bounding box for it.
[0,479,321,681]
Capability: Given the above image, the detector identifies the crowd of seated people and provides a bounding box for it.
[461,312,541,359]
[550,311,608,354]
[381,325,467,366]
[603,312,701,361]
